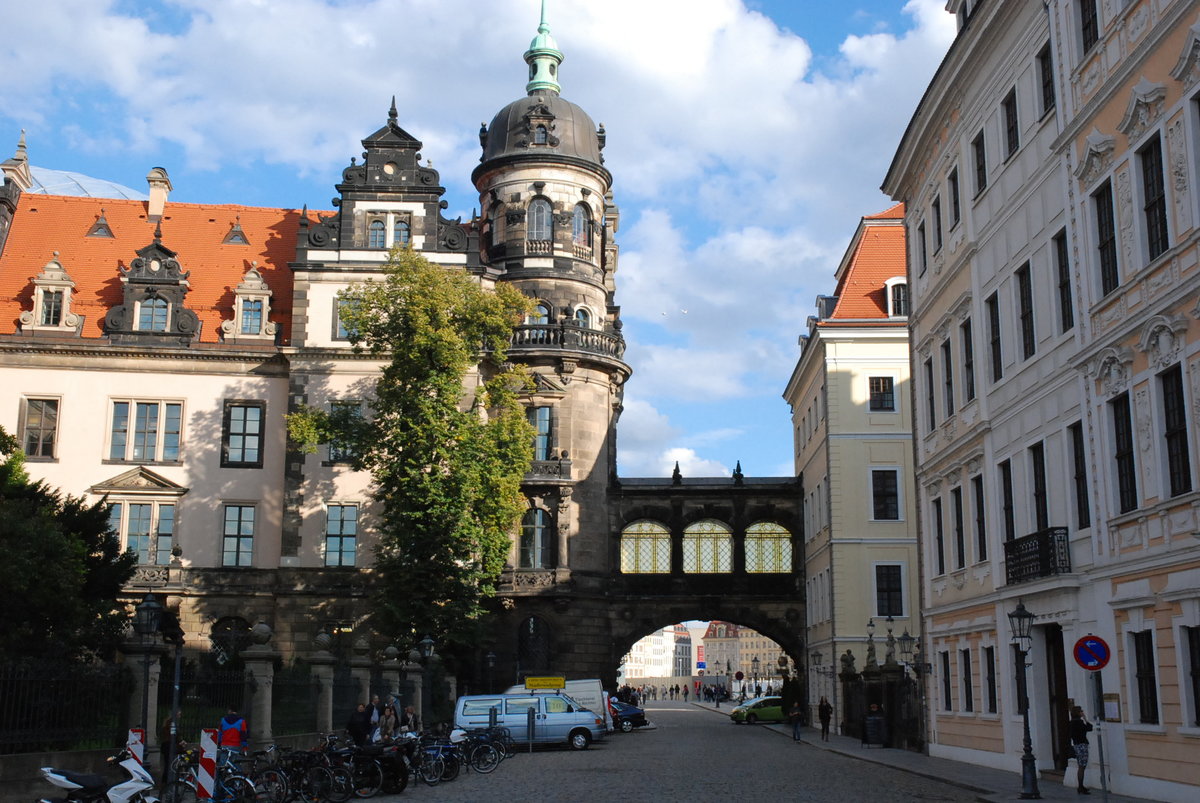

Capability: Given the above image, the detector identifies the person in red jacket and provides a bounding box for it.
[218,708,248,752]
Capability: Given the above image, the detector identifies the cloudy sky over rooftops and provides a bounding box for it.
[0,0,955,478]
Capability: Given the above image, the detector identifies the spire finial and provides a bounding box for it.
[153,220,163,242]
[524,0,563,95]
[389,96,398,123]
[13,129,28,162]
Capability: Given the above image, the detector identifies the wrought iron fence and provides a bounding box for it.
[332,665,362,728]
[158,663,252,742]
[0,660,133,754]
[271,661,320,737]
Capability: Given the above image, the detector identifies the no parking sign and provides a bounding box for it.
[1073,635,1111,671]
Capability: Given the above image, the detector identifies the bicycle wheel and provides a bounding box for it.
[325,766,354,803]
[470,743,500,774]
[381,759,409,795]
[252,768,289,803]
[439,754,460,782]
[417,755,443,786]
[162,780,198,803]
[299,766,334,803]
[351,758,383,798]
[221,775,257,803]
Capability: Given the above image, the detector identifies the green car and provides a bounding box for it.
[730,696,784,724]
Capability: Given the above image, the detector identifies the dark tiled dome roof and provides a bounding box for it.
[480,92,602,167]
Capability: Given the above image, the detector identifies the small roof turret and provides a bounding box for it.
[524,0,563,95]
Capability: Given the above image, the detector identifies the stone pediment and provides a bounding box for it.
[528,372,568,398]
[1117,78,1166,140]
[90,467,188,496]
[1074,129,1116,184]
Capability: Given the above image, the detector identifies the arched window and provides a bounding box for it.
[138,297,169,331]
[745,522,792,573]
[682,519,733,573]
[534,125,548,145]
[527,303,550,325]
[572,204,591,247]
[517,616,551,672]
[528,199,552,241]
[368,220,386,248]
[620,520,670,573]
[573,308,591,329]
[394,219,410,246]
[520,508,553,569]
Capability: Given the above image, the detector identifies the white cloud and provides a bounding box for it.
[0,0,957,475]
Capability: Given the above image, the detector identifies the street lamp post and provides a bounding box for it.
[419,635,435,729]
[132,594,163,749]
[751,656,760,693]
[898,629,930,753]
[1008,601,1040,800]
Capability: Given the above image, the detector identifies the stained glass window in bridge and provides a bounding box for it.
[744,522,792,573]
[682,519,733,573]
[620,520,670,573]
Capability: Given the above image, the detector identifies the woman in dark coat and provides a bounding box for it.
[345,702,373,746]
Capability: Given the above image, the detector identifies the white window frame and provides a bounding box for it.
[107,399,184,463]
[107,498,177,566]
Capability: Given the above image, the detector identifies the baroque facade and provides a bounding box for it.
[884,1,1200,799]
[0,12,803,699]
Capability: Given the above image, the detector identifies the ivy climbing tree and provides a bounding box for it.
[289,248,534,653]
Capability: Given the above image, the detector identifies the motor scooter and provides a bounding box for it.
[36,748,159,803]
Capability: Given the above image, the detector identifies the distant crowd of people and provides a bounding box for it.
[344,693,420,746]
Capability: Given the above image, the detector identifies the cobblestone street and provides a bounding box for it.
[379,700,977,802]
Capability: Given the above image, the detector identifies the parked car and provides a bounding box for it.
[729,696,784,724]
[609,699,648,732]
[454,693,606,749]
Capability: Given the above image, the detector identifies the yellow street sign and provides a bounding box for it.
[524,676,565,690]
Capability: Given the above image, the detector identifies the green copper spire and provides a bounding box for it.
[524,0,563,95]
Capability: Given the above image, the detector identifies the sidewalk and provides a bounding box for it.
[689,701,1154,803]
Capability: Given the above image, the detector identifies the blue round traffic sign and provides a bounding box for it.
[1073,635,1110,671]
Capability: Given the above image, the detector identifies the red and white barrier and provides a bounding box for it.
[197,728,218,800]
[126,728,145,766]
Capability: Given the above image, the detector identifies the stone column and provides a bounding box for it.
[241,623,279,746]
[121,636,167,768]
[379,646,402,705]
[349,636,373,706]
[310,634,336,736]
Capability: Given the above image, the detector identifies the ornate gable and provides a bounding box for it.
[1074,129,1116,185]
[1117,78,1167,140]
[102,224,200,345]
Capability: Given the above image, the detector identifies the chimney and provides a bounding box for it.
[146,167,172,222]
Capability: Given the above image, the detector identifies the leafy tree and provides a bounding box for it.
[0,426,136,660]
[289,248,534,652]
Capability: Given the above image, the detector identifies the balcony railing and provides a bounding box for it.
[510,324,626,359]
[526,239,552,255]
[1004,526,1070,585]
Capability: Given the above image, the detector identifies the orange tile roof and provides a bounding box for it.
[864,202,905,220]
[828,215,907,321]
[0,194,308,344]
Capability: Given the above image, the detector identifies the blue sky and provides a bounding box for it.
[0,0,956,478]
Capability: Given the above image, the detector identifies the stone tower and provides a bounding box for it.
[473,4,631,679]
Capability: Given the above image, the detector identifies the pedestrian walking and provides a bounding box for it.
[818,696,832,741]
[345,702,373,747]
[1068,706,1094,795]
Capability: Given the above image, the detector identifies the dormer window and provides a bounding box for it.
[222,217,249,245]
[885,277,910,318]
[20,254,81,334]
[534,125,548,145]
[87,210,114,238]
[138,297,169,331]
[220,264,277,342]
[103,229,200,346]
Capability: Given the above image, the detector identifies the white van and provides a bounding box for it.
[504,679,611,732]
[454,693,606,750]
